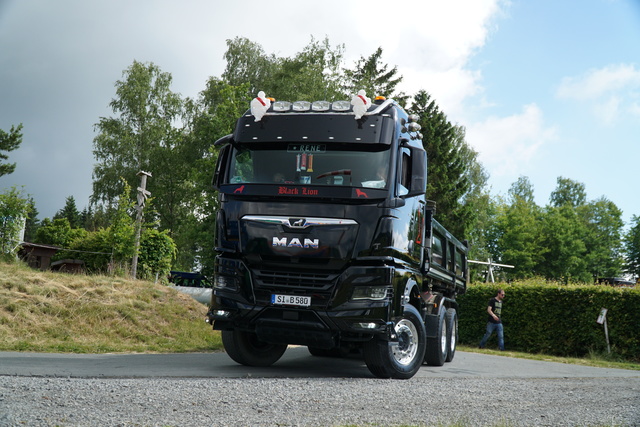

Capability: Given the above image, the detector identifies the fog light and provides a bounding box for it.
[213,310,231,318]
[351,286,389,301]
[353,322,379,329]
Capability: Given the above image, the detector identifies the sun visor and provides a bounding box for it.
[233,114,394,145]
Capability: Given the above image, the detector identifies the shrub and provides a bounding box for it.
[458,279,640,361]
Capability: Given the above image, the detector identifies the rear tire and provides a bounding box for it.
[425,308,447,366]
[445,308,458,363]
[222,330,287,367]
[363,305,426,379]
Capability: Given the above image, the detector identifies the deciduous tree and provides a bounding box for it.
[266,37,345,101]
[92,60,183,208]
[492,177,545,279]
[580,197,624,279]
[624,215,640,278]
[539,205,589,283]
[0,187,31,257]
[549,177,586,208]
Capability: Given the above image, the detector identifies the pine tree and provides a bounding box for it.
[409,90,470,237]
[0,124,23,177]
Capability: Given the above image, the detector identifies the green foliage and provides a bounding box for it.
[485,176,625,283]
[109,181,136,265]
[54,196,82,228]
[343,47,406,103]
[0,187,31,257]
[539,205,589,282]
[266,36,346,101]
[23,197,40,241]
[458,280,640,361]
[35,218,87,248]
[624,215,640,277]
[549,176,587,208]
[491,178,545,279]
[53,183,176,277]
[580,196,624,278]
[136,228,177,280]
[92,60,184,207]
[408,91,473,238]
[222,37,277,96]
[0,123,23,177]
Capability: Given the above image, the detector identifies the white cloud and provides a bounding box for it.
[342,0,505,113]
[465,104,557,176]
[557,64,640,100]
[556,64,640,124]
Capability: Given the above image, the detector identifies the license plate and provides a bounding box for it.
[271,294,311,307]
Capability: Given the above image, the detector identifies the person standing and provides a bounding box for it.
[479,289,505,350]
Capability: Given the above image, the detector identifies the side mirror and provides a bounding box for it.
[407,148,426,197]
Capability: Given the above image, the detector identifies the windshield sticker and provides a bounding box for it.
[287,144,326,153]
[278,186,319,196]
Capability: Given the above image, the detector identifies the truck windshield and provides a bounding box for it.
[226,143,391,189]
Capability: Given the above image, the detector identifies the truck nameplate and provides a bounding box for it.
[287,144,326,153]
[272,237,319,249]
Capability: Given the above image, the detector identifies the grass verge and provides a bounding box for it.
[0,261,222,353]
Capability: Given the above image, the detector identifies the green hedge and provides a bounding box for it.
[457,280,640,361]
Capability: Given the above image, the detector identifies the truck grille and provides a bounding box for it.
[253,269,337,291]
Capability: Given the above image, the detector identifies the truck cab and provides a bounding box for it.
[207,94,467,379]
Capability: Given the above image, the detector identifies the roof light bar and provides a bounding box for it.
[312,101,331,111]
[331,100,351,111]
[273,101,291,112]
[292,101,311,111]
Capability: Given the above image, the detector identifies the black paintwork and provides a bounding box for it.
[207,99,467,349]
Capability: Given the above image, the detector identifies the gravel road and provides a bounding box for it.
[1,349,639,427]
[1,375,639,426]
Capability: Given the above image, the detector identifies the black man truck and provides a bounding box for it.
[206,93,468,379]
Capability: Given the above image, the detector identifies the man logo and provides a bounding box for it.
[272,237,319,249]
[289,218,306,228]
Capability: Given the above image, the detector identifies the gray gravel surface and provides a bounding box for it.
[1,375,639,426]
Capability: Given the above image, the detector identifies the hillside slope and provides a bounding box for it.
[0,262,221,353]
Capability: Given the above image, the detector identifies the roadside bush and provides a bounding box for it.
[136,228,177,281]
[458,279,640,361]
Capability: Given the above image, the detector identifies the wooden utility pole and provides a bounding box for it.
[131,171,151,279]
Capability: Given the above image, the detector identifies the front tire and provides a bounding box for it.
[425,308,447,366]
[222,330,287,367]
[363,305,426,379]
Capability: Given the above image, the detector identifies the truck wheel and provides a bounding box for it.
[445,308,458,363]
[363,305,426,379]
[425,308,447,366]
[221,330,287,367]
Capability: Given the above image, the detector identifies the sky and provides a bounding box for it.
[1,0,639,228]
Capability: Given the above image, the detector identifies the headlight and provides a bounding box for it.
[214,275,238,291]
[351,286,389,301]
